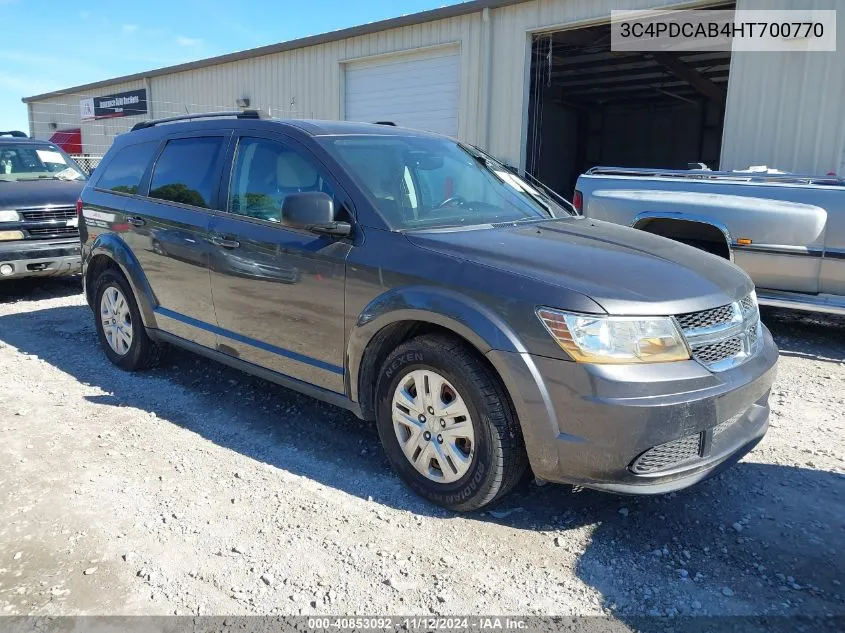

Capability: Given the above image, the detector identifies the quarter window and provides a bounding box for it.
[228,137,334,222]
[149,137,223,208]
[95,141,158,194]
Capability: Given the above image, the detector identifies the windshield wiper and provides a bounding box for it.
[16,175,61,181]
[467,146,577,217]
[469,152,555,216]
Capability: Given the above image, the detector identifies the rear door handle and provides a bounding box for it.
[211,236,240,249]
[126,216,146,227]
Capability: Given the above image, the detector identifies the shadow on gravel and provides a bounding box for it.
[1,303,843,620]
[762,306,845,363]
[0,276,82,303]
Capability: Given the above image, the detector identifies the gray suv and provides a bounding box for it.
[79,112,778,511]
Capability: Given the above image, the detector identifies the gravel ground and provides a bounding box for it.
[0,277,843,621]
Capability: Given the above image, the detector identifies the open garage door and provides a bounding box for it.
[526,3,735,198]
[345,48,460,137]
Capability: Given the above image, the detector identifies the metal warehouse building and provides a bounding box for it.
[23,0,845,196]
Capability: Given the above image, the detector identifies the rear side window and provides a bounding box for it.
[95,141,159,194]
[149,137,223,209]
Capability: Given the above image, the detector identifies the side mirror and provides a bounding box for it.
[281,192,351,237]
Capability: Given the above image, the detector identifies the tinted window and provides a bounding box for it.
[95,141,158,194]
[228,137,334,222]
[149,137,223,208]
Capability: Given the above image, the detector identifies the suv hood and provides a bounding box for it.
[0,179,85,209]
[405,217,753,316]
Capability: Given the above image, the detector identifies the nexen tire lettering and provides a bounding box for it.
[385,352,424,379]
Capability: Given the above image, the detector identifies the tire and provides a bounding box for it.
[93,268,166,371]
[375,334,528,512]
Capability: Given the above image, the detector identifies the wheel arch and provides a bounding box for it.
[348,287,525,421]
[631,212,733,260]
[84,234,157,327]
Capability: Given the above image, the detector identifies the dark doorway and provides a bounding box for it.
[526,6,734,198]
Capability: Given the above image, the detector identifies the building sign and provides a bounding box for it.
[80,89,148,121]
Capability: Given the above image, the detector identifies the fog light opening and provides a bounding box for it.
[0,263,14,276]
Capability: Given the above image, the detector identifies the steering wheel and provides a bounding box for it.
[433,195,467,209]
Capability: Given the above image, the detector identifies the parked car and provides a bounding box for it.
[575,167,845,315]
[79,112,778,511]
[0,131,86,280]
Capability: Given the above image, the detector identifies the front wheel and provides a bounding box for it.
[375,334,528,511]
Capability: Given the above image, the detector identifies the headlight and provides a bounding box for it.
[536,308,690,364]
[0,230,24,241]
[0,210,19,222]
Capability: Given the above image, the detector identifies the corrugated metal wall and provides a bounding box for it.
[149,13,485,146]
[721,0,845,174]
[28,79,146,156]
[26,0,845,175]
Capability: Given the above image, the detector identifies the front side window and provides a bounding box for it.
[320,135,566,230]
[227,137,335,222]
[0,144,86,182]
[95,141,158,194]
[149,137,223,208]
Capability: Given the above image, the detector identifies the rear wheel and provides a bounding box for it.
[93,268,166,371]
[375,334,527,511]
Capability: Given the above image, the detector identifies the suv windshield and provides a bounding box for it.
[0,144,87,182]
[321,135,569,230]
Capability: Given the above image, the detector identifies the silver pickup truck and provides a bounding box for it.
[574,167,845,315]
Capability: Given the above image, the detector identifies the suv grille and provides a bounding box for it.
[692,337,743,365]
[20,207,76,221]
[676,304,735,331]
[676,294,761,371]
[630,432,704,474]
[28,226,79,238]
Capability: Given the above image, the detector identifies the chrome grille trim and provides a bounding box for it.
[676,294,761,372]
[27,226,79,237]
[19,206,76,221]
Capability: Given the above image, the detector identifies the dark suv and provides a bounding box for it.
[0,132,86,280]
[79,112,778,511]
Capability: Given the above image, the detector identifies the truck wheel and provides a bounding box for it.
[93,268,166,371]
[375,334,527,511]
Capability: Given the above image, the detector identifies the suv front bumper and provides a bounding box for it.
[487,325,778,493]
[0,240,81,280]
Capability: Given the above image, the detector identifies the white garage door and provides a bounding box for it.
[345,48,460,137]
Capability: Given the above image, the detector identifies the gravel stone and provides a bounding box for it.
[0,282,842,618]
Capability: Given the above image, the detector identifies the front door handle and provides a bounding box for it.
[210,236,240,249]
[126,216,146,227]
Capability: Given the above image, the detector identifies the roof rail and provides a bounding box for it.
[131,109,262,132]
[0,130,28,138]
[585,166,844,187]
[374,121,396,126]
